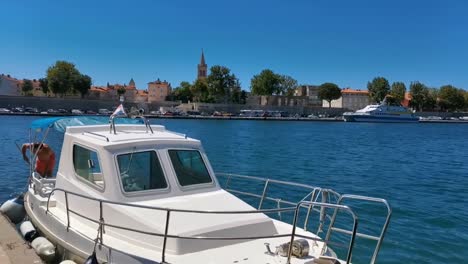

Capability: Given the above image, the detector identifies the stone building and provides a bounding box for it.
[148,79,172,103]
[294,85,322,106]
[323,88,371,110]
[197,50,207,80]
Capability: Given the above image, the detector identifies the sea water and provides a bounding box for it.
[1,116,467,264]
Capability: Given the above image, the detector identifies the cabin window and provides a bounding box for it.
[117,151,167,192]
[73,145,104,187]
[169,150,212,186]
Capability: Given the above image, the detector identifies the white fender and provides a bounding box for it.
[19,220,38,242]
[0,195,26,224]
[60,260,77,264]
[31,237,56,262]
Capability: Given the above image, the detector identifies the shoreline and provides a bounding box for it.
[1,112,468,123]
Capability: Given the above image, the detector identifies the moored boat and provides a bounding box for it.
[19,113,391,264]
[343,100,419,123]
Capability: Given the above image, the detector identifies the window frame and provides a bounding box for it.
[72,143,105,192]
[114,149,171,196]
[167,148,215,191]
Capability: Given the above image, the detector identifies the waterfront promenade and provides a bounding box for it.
[1,112,468,123]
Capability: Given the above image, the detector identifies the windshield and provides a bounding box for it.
[168,150,212,187]
[117,151,167,192]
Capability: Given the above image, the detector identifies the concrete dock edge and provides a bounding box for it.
[0,213,42,264]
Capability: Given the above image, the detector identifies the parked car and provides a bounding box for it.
[24,107,39,113]
[71,109,83,115]
[98,109,111,115]
[187,111,201,116]
[0,108,11,113]
[12,107,24,113]
[58,109,68,114]
[85,110,97,114]
[47,109,59,114]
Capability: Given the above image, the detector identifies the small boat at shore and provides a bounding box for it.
[16,112,391,263]
[343,100,419,123]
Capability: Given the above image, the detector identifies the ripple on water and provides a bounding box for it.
[1,117,468,264]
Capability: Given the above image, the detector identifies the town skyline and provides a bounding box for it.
[1,1,468,90]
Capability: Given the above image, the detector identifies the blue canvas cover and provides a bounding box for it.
[30,116,144,133]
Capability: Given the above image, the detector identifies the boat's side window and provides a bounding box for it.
[168,150,212,186]
[117,151,167,192]
[73,145,103,187]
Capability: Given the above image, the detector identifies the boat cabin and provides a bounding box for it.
[55,123,219,202]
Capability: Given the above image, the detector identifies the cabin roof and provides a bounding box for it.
[65,124,197,146]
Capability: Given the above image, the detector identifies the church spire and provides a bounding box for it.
[200,49,206,65]
[197,49,207,80]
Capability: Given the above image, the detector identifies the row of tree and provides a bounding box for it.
[367,77,467,111]
[19,61,467,112]
[250,70,297,96]
[22,61,92,98]
[169,67,300,104]
[169,65,247,104]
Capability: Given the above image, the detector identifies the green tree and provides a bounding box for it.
[390,82,406,103]
[438,85,465,111]
[464,91,468,110]
[191,79,210,102]
[250,69,282,95]
[39,78,48,95]
[409,81,428,111]
[74,74,92,98]
[240,90,248,104]
[46,61,81,97]
[367,77,390,103]
[117,87,126,96]
[172,81,193,103]
[318,82,341,108]
[22,79,34,95]
[279,75,298,96]
[421,88,438,111]
[206,65,239,103]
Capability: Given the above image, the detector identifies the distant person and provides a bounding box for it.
[22,143,55,178]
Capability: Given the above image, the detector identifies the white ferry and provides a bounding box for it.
[14,113,391,264]
[343,101,419,123]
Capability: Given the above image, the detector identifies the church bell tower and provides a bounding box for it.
[197,50,207,80]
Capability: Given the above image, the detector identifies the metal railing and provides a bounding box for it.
[218,173,392,264]
[40,173,391,264]
[109,115,154,135]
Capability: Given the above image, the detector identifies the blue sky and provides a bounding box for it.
[1,0,467,90]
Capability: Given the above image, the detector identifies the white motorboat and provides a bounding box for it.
[23,114,391,264]
[343,100,419,123]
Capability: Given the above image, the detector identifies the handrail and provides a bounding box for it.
[329,194,392,264]
[45,188,330,263]
[109,115,154,135]
[218,173,340,231]
[46,188,298,215]
[217,173,390,263]
[83,131,110,142]
[40,172,391,264]
[287,201,358,264]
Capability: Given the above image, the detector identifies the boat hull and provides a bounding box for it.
[343,114,419,123]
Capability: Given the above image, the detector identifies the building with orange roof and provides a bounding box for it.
[323,88,372,110]
[134,89,149,103]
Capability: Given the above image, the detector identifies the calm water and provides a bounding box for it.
[1,116,467,263]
